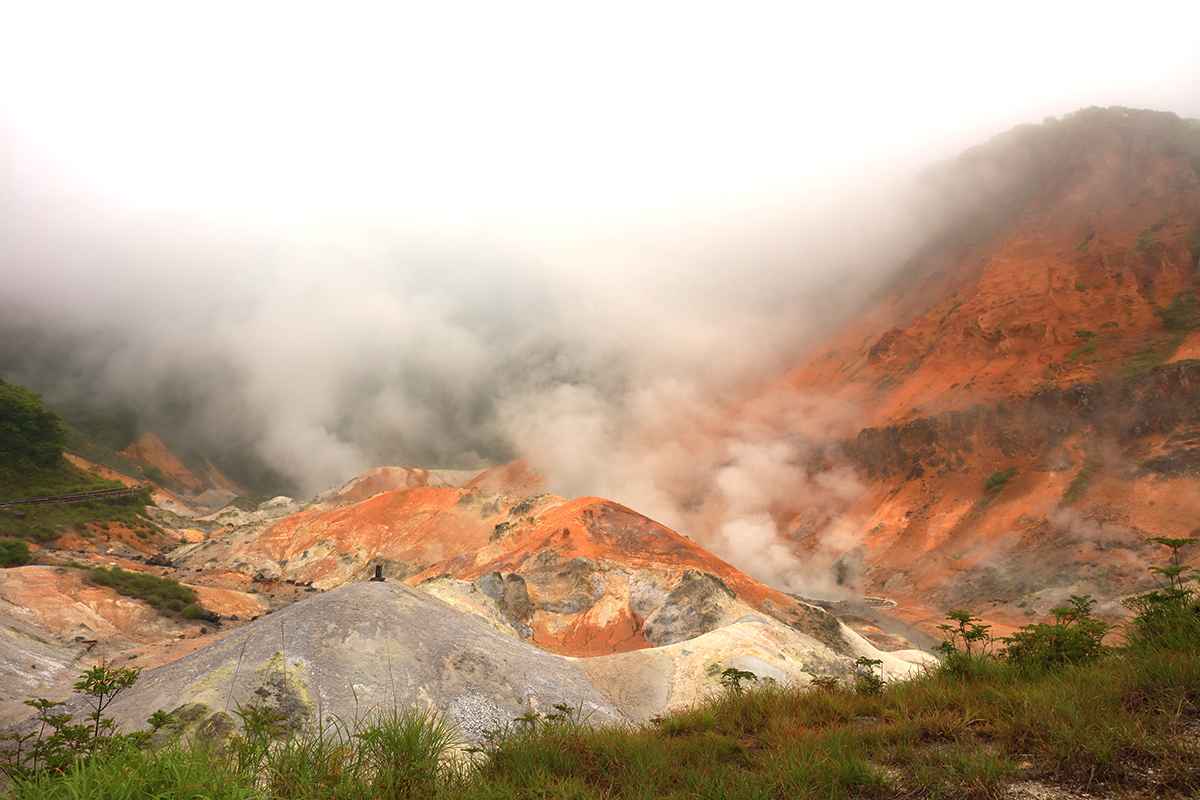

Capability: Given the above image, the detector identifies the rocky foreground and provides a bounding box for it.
[1,462,929,732]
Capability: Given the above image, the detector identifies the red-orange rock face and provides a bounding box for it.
[707,109,1200,631]
[121,432,207,493]
[170,481,839,658]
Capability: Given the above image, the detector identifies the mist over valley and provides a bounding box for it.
[2,12,1200,796]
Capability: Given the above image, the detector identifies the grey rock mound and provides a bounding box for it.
[95,581,627,743]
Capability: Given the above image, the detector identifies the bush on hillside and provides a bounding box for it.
[89,566,210,620]
[980,467,1017,503]
[1154,290,1199,336]
[0,538,32,568]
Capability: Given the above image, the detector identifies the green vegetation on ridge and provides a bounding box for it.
[89,566,212,621]
[0,376,68,492]
[0,375,158,545]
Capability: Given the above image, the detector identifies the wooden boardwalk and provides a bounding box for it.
[0,485,146,508]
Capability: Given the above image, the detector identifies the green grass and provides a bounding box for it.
[6,647,1199,799]
[6,552,1199,800]
[0,492,158,544]
[0,458,121,504]
[1155,290,1199,335]
[89,566,211,620]
[1136,230,1162,252]
[7,607,1198,800]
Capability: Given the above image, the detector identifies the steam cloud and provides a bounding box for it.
[7,103,1200,597]
[0,120,941,595]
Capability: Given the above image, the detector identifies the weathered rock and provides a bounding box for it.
[75,581,631,743]
[4,581,931,744]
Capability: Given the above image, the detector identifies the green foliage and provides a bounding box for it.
[0,538,32,568]
[1135,229,1162,252]
[1153,290,1199,335]
[936,609,993,656]
[8,541,1200,799]
[1076,230,1095,252]
[182,603,210,620]
[1063,330,1100,362]
[57,405,139,453]
[0,665,166,784]
[9,637,1200,799]
[89,566,209,620]
[226,701,288,779]
[1002,595,1111,671]
[933,609,994,679]
[4,741,256,800]
[718,666,760,695]
[1123,537,1200,652]
[1119,292,1200,380]
[0,390,151,541]
[851,657,884,696]
[0,376,68,486]
[0,491,157,544]
[141,465,166,485]
[74,665,143,747]
[1188,217,1200,260]
[983,467,1017,492]
[1121,346,1177,381]
[980,467,1017,503]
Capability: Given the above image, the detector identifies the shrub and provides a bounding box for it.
[0,665,174,783]
[984,467,1017,492]
[934,609,994,678]
[851,657,885,696]
[1154,290,1198,335]
[1002,595,1111,670]
[182,604,209,620]
[0,537,32,568]
[0,486,155,544]
[719,667,759,695]
[89,566,211,620]
[141,465,166,485]
[980,467,1018,503]
[1123,537,1200,652]
[1136,231,1162,252]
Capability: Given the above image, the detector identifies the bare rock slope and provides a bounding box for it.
[47,581,927,744]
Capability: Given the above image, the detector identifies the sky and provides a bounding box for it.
[2,3,1197,224]
[1,2,1199,590]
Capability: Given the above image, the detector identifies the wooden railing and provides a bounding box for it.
[0,485,147,508]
